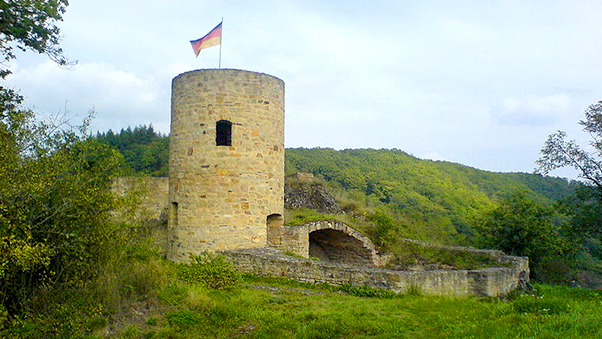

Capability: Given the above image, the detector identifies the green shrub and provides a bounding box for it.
[0,115,128,316]
[15,289,107,338]
[178,252,241,291]
[474,191,573,270]
[93,233,170,312]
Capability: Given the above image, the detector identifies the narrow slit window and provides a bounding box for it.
[170,202,178,228]
[216,120,232,146]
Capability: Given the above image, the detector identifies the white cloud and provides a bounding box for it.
[491,94,574,126]
[7,60,172,133]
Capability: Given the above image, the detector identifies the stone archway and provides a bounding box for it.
[305,221,385,267]
[309,228,375,266]
[266,220,388,267]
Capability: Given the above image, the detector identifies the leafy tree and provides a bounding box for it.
[0,0,72,154]
[536,101,602,195]
[0,107,128,314]
[536,101,602,242]
[474,192,571,269]
[0,0,70,78]
[0,0,132,316]
[554,184,602,243]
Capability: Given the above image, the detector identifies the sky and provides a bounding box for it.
[5,0,602,179]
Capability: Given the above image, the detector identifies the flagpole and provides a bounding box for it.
[219,18,223,69]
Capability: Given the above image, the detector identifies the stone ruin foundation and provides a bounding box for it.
[246,220,529,297]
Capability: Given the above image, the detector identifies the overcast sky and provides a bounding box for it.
[5,0,602,178]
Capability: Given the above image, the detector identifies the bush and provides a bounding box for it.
[178,252,241,291]
[474,191,572,270]
[0,108,128,315]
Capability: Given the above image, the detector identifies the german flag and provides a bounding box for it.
[190,22,222,57]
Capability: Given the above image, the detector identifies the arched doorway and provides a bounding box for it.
[266,214,283,229]
[266,214,284,248]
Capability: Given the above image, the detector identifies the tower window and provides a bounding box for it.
[170,202,178,228]
[216,120,232,146]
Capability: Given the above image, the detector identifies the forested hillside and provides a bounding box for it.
[285,148,575,243]
[285,148,573,202]
[95,125,169,177]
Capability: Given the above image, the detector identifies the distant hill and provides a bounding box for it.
[285,148,576,244]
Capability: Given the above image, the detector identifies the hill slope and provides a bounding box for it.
[285,148,575,244]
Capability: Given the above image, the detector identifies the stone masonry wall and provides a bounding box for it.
[168,69,285,261]
[111,176,169,222]
[111,176,169,253]
[225,247,530,297]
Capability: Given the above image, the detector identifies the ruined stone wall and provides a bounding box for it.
[284,182,343,214]
[168,69,285,261]
[111,177,169,253]
[267,224,308,257]
[111,177,169,222]
[224,248,530,297]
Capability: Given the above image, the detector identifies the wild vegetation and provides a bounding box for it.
[6,246,602,338]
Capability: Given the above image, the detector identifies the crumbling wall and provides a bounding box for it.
[284,178,343,214]
[111,176,169,253]
[224,247,530,297]
[112,176,169,222]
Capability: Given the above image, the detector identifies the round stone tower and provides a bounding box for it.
[167,69,285,261]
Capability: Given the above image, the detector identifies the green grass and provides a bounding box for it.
[119,277,602,339]
[284,207,353,226]
[9,247,602,338]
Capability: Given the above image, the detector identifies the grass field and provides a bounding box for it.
[112,275,602,339]
[8,251,602,339]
